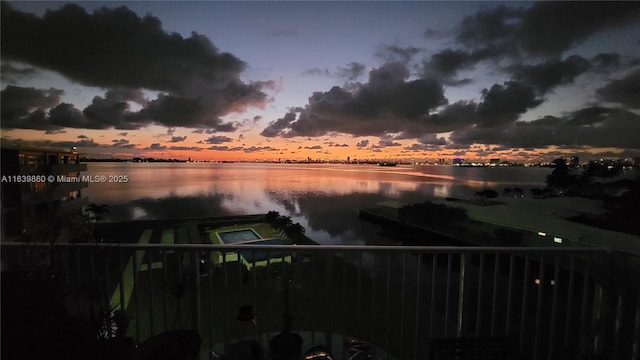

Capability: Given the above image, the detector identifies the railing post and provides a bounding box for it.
[457,253,466,338]
[191,250,202,336]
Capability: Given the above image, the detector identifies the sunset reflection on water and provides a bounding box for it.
[83,162,550,245]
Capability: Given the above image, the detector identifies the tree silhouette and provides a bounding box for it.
[284,222,306,238]
[546,158,577,192]
[86,203,109,222]
[265,210,280,224]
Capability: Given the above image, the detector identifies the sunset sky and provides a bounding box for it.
[2,1,639,162]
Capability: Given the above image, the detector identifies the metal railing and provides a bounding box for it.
[2,242,639,360]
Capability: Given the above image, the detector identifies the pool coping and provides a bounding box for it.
[213,228,262,245]
[208,228,292,269]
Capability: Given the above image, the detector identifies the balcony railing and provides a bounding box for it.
[1,242,639,360]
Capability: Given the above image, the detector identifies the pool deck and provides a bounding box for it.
[96,214,313,246]
[96,214,312,312]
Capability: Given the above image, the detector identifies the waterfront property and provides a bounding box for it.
[1,145,88,241]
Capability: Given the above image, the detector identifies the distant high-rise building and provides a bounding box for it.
[453,158,464,165]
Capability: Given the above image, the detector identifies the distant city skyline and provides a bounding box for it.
[2,1,640,162]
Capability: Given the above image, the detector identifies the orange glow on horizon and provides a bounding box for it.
[1,127,631,164]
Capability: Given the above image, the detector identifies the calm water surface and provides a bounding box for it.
[84,163,551,245]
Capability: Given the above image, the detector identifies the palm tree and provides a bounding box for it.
[275,215,293,232]
[265,211,280,224]
[284,222,306,239]
[546,158,576,193]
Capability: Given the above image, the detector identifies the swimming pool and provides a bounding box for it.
[215,229,261,244]
[208,229,291,269]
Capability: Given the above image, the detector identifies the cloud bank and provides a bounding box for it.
[261,2,640,152]
[1,2,271,132]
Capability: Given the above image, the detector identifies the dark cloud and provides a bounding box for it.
[201,135,234,144]
[304,145,322,150]
[244,146,277,153]
[425,3,640,86]
[509,55,592,94]
[596,68,640,109]
[517,2,640,57]
[260,112,297,137]
[423,101,478,134]
[423,47,503,84]
[131,93,236,130]
[261,63,447,138]
[417,133,447,146]
[103,88,148,105]
[112,138,135,148]
[49,103,101,129]
[80,88,150,129]
[356,139,369,148]
[451,107,640,150]
[377,137,401,147]
[209,145,229,151]
[404,143,436,152]
[476,82,542,127]
[169,146,202,151]
[456,5,522,49]
[192,128,219,134]
[424,49,476,81]
[2,84,238,131]
[169,136,187,143]
[455,3,640,58]
[1,2,270,130]
[592,53,622,72]
[83,93,140,129]
[1,86,62,129]
[394,81,542,140]
[148,143,167,150]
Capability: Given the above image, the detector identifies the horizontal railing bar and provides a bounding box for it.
[0,242,608,255]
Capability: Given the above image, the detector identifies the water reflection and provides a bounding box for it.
[86,163,550,245]
[104,194,233,222]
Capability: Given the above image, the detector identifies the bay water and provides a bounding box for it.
[84,162,552,245]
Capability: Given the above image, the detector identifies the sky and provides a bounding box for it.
[2,1,640,162]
